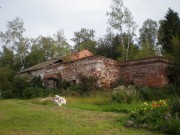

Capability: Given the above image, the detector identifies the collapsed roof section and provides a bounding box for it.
[18,50,93,74]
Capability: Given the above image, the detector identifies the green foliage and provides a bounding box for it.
[135,40,157,59]
[138,19,159,58]
[58,80,71,90]
[172,36,180,85]
[2,89,14,98]
[79,75,99,92]
[107,0,137,61]
[63,75,100,96]
[12,76,29,97]
[0,46,14,69]
[0,99,153,135]
[111,77,135,89]
[66,96,141,113]
[31,97,54,106]
[169,96,180,113]
[65,85,82,96]
[139,19,158,47]
[138,87,166,101]
[111,85,140,104]
[126,99,180,134]
[23,87,49,99]
[96,33,122,60]
[71,28,96,53]
[158,8,180,56]
[0,67,15,92]
[30,76,43,88]
[138,86,180,101]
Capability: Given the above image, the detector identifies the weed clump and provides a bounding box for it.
[111,85,140,104]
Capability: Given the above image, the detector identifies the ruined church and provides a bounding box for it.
[18,50,170,89]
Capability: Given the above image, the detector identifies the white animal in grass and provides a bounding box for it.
[53,95,66,106]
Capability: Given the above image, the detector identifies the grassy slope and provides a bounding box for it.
[0,99,162,135]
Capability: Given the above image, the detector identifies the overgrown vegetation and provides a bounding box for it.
[0,0,180,134]
[0,99,159,135]
[125,97,180,135]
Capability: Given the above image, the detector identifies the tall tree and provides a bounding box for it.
[54,29,71,60]
[124,8,137,60]
[158,8,180,57]
[96,31,121,60]
[0,17,29,70]
[107,0,137,61]
[138,19,159,57]
[0,46,14,69]
[172,36,180,85]
[37,36,57,60]
[71,28,96,53]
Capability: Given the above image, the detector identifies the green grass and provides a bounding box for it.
[66,97,141,113]
[0,99,163,135]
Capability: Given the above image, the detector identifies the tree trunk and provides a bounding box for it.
[126,36,130,61]
[120,28,125,61]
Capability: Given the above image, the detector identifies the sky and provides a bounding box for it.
[0,0,180,45]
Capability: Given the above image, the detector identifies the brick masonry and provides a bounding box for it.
[120,57,170,87]
[19,55,170,88]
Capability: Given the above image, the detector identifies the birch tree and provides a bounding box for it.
[124,8,137,61]
[107,0,137,61]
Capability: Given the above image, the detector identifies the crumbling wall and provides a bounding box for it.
[43,56,120,88]
[19,56,170,88]
[57,56,120,88]
[120,57,170,87]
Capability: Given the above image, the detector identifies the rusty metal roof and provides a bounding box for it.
[18,50,93,73]
[18,58,62,73]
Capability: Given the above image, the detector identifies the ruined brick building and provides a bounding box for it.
[18,50,170,89]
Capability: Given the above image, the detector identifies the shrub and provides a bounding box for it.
[111,85,140,104]
[58,80,71,90]
[2,89,14,98]
[64,85,82,96]
[30,76,43,88]
[169,96,180,113]
[126,98,180,134]
[111,77,134,88]
[0,90,2,97]
[62,75,100,96]
[138,85,180,101]
[79,75,99,93]
[13,76,29,97]
[23,87,49,99]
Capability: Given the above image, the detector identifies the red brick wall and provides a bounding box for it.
[55,56,120,88]
[120,57,170,87]
[21,56,170,88]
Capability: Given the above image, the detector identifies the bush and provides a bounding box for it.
[30,76,43,88]
[111,85,140,104]
[138,85,180,101]
[64,85,82,96]
[2,89,14,98]
[61,75,100,96]
[138,87,166,101]
[58,80,71,90]
[169,96,180,113]
[79,75,99,93]
[23,87,49,99]
[111,77,135,89]
[13,76,29,97]
[126,98,180,134]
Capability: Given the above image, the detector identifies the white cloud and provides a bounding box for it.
[0,0,180,45]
